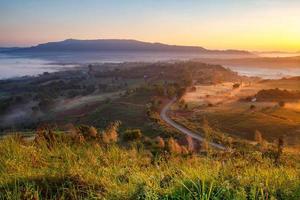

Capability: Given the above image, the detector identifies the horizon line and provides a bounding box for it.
[1,38,299,53]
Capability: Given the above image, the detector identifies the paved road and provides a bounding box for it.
[160,98,226,150]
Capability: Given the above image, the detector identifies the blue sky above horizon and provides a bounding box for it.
[0,0,300,51]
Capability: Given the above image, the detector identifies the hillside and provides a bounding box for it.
[0,61,245,131]
[0,129,299,199]
[9,39,253,56]
[0,61,299,199]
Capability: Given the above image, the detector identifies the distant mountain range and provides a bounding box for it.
[0,47,20,53]
[6,39,253,56]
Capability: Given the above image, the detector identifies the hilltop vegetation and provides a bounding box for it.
[254,88,300,102]
[0,126,299,200]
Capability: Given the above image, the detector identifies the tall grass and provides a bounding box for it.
[0,135,299,199]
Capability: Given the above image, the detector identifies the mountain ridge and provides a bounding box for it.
[9,39,253,55]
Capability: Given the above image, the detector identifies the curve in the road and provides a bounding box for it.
[160,98,226,150]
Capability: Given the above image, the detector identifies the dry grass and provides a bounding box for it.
[0,133,299,199]
[178,80,300,146]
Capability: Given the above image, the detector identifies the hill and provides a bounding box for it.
[0,129,299,199]
[255,88,300,102]
[9,39,253,56]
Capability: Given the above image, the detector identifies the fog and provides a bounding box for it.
[0,102,44,129]
[226,65,300,79]
[0,52,257,79]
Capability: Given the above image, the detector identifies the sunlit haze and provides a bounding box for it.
[1,0,300,51]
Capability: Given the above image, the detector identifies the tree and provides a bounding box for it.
[202,118,213,142]
[154,84,164,96]
[275,137,284,165]
[178,99,185,109]
[233,83,240,89]
[167,86,177,98]
[184,103,189,110]
[250,105,256,110]
[278,101,285,107]
[177,87,186,98]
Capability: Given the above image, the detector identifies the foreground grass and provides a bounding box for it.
[0,135,299,199]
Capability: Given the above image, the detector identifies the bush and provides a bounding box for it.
[155,136,165,149]
[278,101,285,107]
[167,137,182,154]
[254,130,263,144]
[233,83,240,89]
[123,129,142,141]
[89,126,98,138]
[102,121,121,144]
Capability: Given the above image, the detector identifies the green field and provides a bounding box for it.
[0,133,299,199]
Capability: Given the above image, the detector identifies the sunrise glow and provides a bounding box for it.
[1,0,300,51]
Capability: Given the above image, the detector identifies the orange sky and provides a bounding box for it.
[1,0,300,51]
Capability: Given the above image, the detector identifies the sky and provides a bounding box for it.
[0,0,300,51]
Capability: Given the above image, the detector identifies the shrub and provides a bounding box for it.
[233,83,240,89]
[184,103,189,110]
[254,130,263,144]
[278,101,285,107]
[181,146,189,155]
[202,118,213,142]
[186,136,194,153]
[201,139,209,152]
[275,137,284,165]
[123,129,142,141]
[167,137,182,154]
[89,126,98,138]
[35,130,57,149]
[155,136,165,149]
[178,99,185,109]
[190,86,197,92]
[102,121,121,144]
[77,125,91,138]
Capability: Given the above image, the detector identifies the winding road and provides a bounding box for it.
[160,98,226,150]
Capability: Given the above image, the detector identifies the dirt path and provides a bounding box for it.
[160,98,226,150]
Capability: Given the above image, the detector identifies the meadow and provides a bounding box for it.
[173,77,300,146]
[0,129,299,200]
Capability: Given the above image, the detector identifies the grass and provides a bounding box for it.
[172,100,300,146]
[262,78,300,91]
[82,89,179,138]
[176,78,300,147]
[0,134,300,199]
